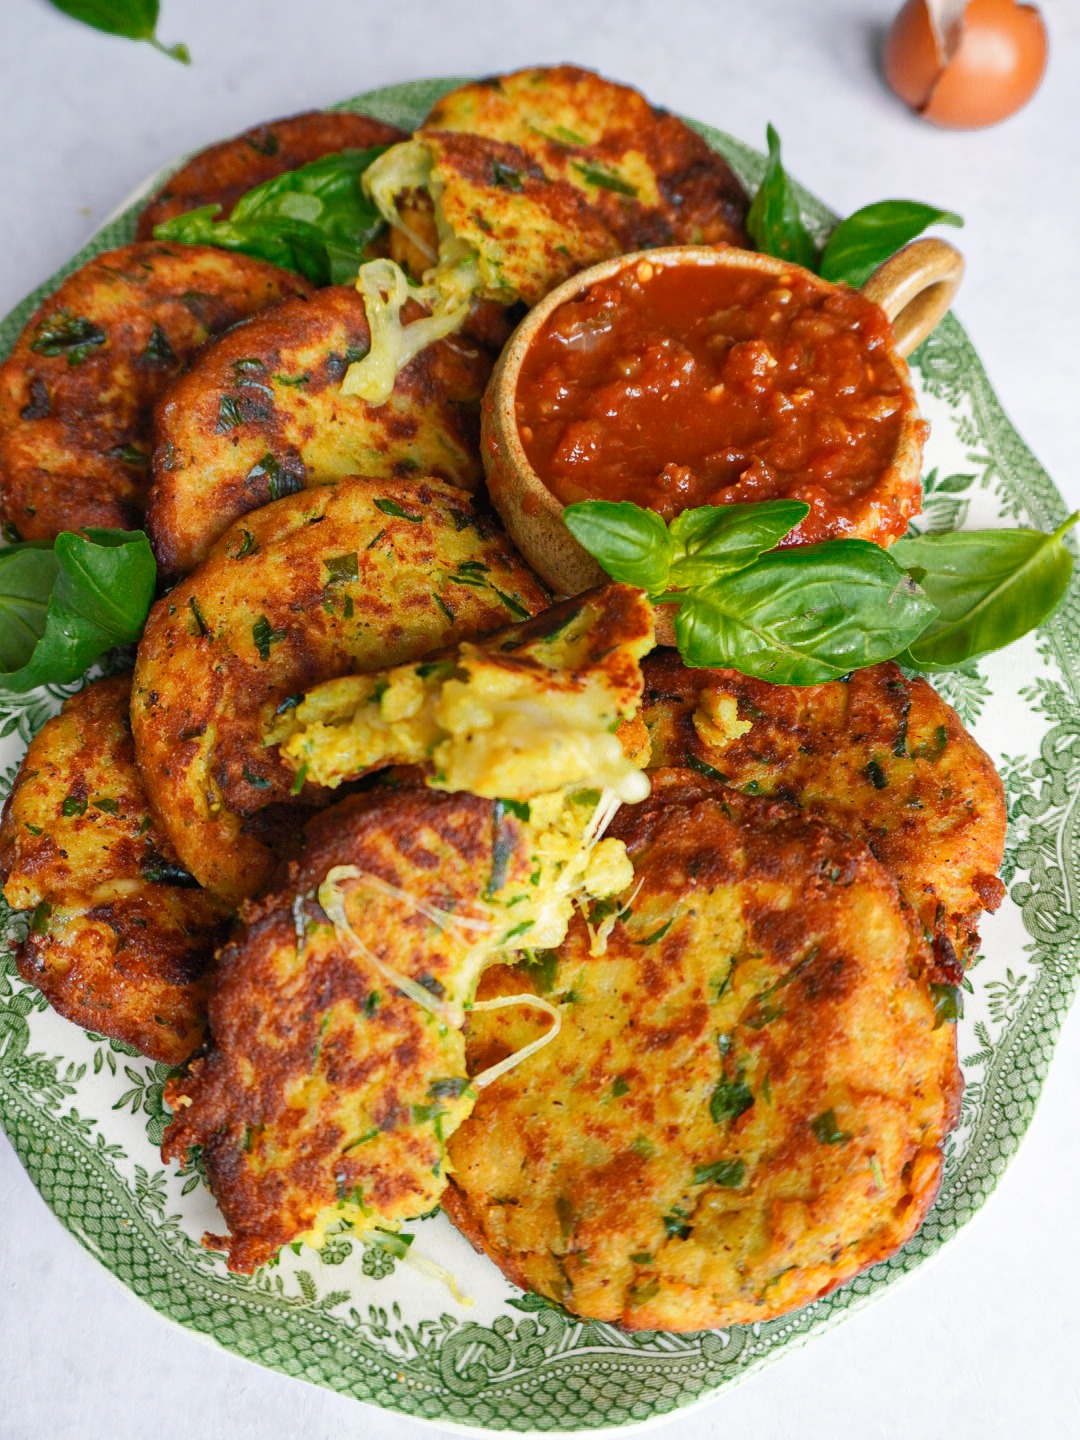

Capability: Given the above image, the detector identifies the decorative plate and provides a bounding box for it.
[1,78,1077,1434]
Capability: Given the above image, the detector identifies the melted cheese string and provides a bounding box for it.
[342,870,494,937]
[399,1246,474,1307]
[319,865,466,1027]
[342,259,472,405]
[468,993,562,1091]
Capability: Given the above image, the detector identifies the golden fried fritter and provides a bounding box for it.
[0,678,230,1064]
[147,285,492,578]
[162,786,529,1273]
[423,66,750,260]
[136,109,407,239]
[0,243,310,541]
[445,770,962,1331]
[352,66,750,393]
[636,651,1006,976]
[131,477,550,903]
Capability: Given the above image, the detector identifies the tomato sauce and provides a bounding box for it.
[516,257,918,545]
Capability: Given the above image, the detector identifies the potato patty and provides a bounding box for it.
[0,677,230,1064]
[147,285,492,578]
[131,477,549,902]
[423,66,750,259]
[0,243,310,541]
[136,109,407,238]
[636,651,1006,975]
[162,785,538,1274]
[362,65,749,334]
[445,771,962,1331]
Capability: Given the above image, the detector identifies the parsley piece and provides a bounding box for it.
[710,1074,754,1126]
[374,497,423,522]
[686,752,730,783]
[252,614,286,661]
[187,595,210,637]
[138,323,176,368]
[31,310,106,365]
[634,917,674,946]
[930,982,963,1028]
[491,159,525,191]
[866,758,888,789]
[693,1158,745,1187]
[573,162,637,196]
[662,1207,691,1239]
[810,1109,852,1145]
[324,552,358,584]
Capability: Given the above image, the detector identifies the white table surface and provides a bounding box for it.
[2,2,1079,1437]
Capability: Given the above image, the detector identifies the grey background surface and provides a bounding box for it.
[1,2,1078,1437]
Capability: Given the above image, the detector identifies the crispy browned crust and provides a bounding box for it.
[0,677,231,1063]
[453,582,652,695]
[636,652,1007,976]
[162,786,528,1273]
[147,285,493,578]
[136,109,407,239]
[423,65,750,253]
[131,477,550,902]
[446,769,962,1331]
[0,243,310,541]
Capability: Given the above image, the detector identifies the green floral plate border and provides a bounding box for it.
[1,78,1077,1434]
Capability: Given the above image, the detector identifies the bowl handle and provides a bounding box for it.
[860,237,965,357]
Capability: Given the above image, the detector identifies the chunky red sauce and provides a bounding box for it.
[517,258,917,545]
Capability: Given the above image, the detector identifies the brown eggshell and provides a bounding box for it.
[883,0,945,110]
[885,0,1048,129]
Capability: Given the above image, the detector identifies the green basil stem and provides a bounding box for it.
[46,0,190,64]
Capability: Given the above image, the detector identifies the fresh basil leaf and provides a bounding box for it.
[0,546,60,673]
[159,204,309,274]
[668,500,809,588]
[0,529,156,692]
[893,513,1078,670]
[155,148,390,286]
[563,501,673,592]
[746,125,817,271]
[47,0,190,63]
[820,201,963,288]
[673,539,937,684]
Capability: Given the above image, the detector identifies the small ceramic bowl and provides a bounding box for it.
[481,238,964,641]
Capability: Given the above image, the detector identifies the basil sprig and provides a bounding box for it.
[47,0,189,64]
[892,513,1078,670]
[154,148,390,286]
[747,125,962,289]
[0,529,156,693]
[564,500,1076,683]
